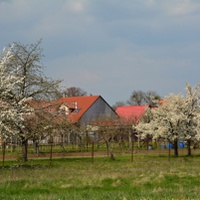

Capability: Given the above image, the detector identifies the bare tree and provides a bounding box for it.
[127,90,146,105]
[62,87,87,97]
[127,90,161,105]
[112,101,126,110]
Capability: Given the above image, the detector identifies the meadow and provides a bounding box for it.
[0,151,200,200]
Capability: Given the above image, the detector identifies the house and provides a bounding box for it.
[58,95,118,125]
[19,95,118,145]
[58,95,119,143]
[116,100,164,124]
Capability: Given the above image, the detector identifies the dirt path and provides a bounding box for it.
[1,148,199,161]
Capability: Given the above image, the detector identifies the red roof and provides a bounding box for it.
[116,105,147,123]
[59,96,100,123]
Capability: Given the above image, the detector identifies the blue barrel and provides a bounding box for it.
[179,142,184,148]
[168,143,173,149]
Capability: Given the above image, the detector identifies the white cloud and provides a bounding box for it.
[163,0,200,16]
[67,0,86,13]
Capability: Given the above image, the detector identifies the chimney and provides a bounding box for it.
[75,102,78,109]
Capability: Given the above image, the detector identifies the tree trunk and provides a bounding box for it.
[106,141,110,157]
[2,141,6,168]
[67,132,71,146]
[187,139,192,156]
[168,145,171,162]
[49,136,53,166]
[131,139,134,162]
[129,131,132,149]
[91,141,94,163]
[86,131,89,152]
[33,139,39,155]
[137,136,140,149]
[22,139,28,162]
[50,142,53,166]
[173,139,178,157]
[146,140,149,150]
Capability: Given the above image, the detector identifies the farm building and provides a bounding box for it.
[58,95,118,125]
[24,95,119,145]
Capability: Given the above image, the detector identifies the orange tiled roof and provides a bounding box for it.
[116,105,147,123]
[59,96,100,123]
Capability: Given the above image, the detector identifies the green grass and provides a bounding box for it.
[0,154,200,199]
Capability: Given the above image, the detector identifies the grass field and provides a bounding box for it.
[0,153,200,200]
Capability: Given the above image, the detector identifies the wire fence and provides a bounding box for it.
[0,140,200,161]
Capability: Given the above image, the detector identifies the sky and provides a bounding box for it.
[1,0,200,105]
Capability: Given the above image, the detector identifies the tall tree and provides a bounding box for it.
[0,46,29,135]
[62,86,87,97]
[1,40,61,161]
[127,90,161,105]
[145,91,161,104]
[181,83,200,156]
[0,46,30,165]
[127,90,146,105]
[112,101,126,111]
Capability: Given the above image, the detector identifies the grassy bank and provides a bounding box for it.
[0,154,200,199]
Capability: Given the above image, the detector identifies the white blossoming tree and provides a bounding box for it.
[0,46,30,166]
[136,83,200,156]
[0,40,61,161]
[181,83,200,155]
[0,47,26,137]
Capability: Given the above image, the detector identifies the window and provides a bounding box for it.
[73,108,81,114]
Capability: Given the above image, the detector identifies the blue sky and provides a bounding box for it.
[1,0,200,105]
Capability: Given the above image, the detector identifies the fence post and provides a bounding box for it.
[131,138,134,163]
[49,136,53,166]
[91,141,94,163]
[2,141,6,168]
